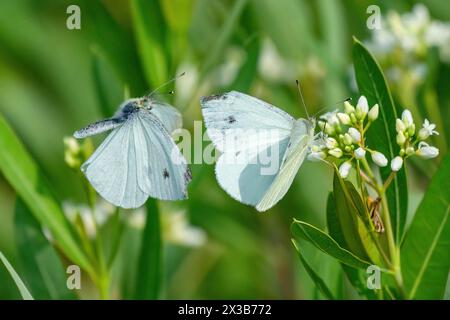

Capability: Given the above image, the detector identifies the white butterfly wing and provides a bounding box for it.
[81,118,148,208]
[150,101,182,134]
[201,91,296,208]
[201,91,295,153]
[255,119,314,212]
[136,110,191,200]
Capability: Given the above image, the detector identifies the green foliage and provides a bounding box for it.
[352,38,408,245]
[0,114,94,278]
[0,251,33,300]
[401,153,450,299]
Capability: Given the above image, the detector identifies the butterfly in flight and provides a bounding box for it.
[200,86,316,212]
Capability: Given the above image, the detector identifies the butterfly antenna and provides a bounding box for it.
[295,80,309,119]
[146,72,185,98]
[313,97,352,118]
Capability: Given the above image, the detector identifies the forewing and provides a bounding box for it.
[201,91,294,153]
[81,118,148,208]
[74,118,124,139]
[150,101,182,134]
[137,110,191,200]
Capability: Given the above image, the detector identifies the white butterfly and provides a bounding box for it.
[201,91,315,212]
[74,96,191,209]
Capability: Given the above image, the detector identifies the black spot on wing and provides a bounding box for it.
[200,94,227,104]
[184,167,192,184]
[163,168,170,179]
[226,115,236,124]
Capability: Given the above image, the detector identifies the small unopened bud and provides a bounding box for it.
[401,109,413,127]
[329,148,343,158]
[418,128,430,140]
[368,104,379,121]
[355,96,368,119]
[371,151,388,167]
[405,146,415,155]
[396,131,406,145]
[337,112,351,125]
[344,101,355,114]
[325,137,338,149]
[396,119,406,132]
[390,156,403,172]
[348,127,361,143]
[354,147,366,159]
[343,133,353,145]
[408,124,415,136]
[339,162,352,178]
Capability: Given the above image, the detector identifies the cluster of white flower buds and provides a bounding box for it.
[64,136,93,170]
[308,96,440,179]
[392,109,439,171]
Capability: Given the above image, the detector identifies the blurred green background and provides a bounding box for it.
[0,0,449,299]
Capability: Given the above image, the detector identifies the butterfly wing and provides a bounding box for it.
[81,117,149,208]
[150,101,182,134]
[136,110,191,200]
[255,119,314,211]
[201,91,295,208]
[74,118,124,139]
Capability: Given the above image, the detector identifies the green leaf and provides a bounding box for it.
[133,199,162,299]
[401,153,450,299]
[333,171,385,266]
[352,37,408,245]
[0,114,93,277]
[291,240,335,300]
[14,198,75,299]
[131,0,168,88]
[0,251,33,300]
[291,219,371,270]
[326,193,378,299]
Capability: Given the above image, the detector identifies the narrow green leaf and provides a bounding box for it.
[134,199,162,299]
[291,240,335,300]
[14,198,75,299]
[326,193,378,299]
[0,251,33,300]
[401,153,450,299]
[200,0,248,77]
[333,172,385,266]
[0,114,93,276]
[131,0,168,88]
[352,37,408,245]
[291,219,371,270]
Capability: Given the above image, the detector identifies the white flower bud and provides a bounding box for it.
[418,128,430,140]
[405,146,415,155]
[339,162,352,178]
[356,96,368,119]
[396,131,406,145]
[343,133,353,145]
[324,123,335,136]
[401,109,413,127]
[307,151,326,162]
[329,148,343,158]
[396,118,406,132]
[416,142,439,159]
[337,112,351,125]
[347,127,361,143]
[390,156,403,172]
[371,151,388,167]
[344,101,355,114]
[368,104,379,121]
[354,147,366,159]
[325,137,338,149]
